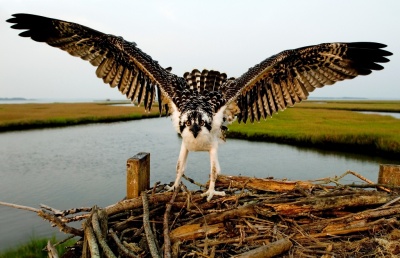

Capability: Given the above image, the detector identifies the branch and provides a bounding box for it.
[83,219,100,258]
[105,192,200,216]
[234,238,293,258]
[163,185,180,258]
[0,201,39,212]
[110,228,138,258]
[38,210,83,237]
[142,192,162,258]
[92,209,116,258]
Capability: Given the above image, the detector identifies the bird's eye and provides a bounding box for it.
[200,121,205,126]
[185,121,191,126]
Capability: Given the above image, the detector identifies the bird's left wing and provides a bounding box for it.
[7,13,180,113]
[221,42,392,123]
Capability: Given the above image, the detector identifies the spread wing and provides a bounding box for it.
[221,42,392,123]
[7,13,181,114]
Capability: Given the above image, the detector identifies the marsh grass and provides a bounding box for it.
[227,102,400,158]
[0,103,159,131]
[0,236,76,258]
[297,100,400,112]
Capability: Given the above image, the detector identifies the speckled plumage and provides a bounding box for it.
[7,13,392,201]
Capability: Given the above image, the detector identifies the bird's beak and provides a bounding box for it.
[189,123,201,138]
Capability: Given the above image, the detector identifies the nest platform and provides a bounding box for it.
[3,169,400,258]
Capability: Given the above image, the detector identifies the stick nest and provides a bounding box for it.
[2,170,400,258]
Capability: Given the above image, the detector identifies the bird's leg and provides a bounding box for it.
[201,146,225,201]
[166,142,188,191]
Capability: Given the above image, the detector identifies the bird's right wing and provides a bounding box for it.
[7,13,182,114]
[220,42,392,123]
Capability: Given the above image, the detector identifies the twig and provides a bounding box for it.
[38,210,83,237]
[43,235,76,251]
[183,174,206,188]
[233,238,292,258]
[341,170,390,193]
[163,184,180,258]
[40,204,92,216]
[197,234,271,247]
[109,228,138,258]
[296,218,397,239]
[151,181,161,196]
[92,209,116,258]
[380,196,400,208]
[61,214,90,223]
[0,201,39,212]
[41,204,62,213]
[142,192,162,258]
[46,240,59,258]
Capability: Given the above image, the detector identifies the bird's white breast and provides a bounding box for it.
[171,106,226,152]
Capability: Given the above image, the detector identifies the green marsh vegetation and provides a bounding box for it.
[0,236,75,258]
[0,102,159,131]
[227,100,400,158]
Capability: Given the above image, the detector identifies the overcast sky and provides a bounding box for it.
[0,0,398,100]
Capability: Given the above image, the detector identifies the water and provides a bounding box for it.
[0,118,397,251]
[358,111,400,119]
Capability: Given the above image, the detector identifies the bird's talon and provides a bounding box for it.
[165,185,175,192]
[201,189,226,201]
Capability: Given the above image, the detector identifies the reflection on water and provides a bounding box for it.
[0,118,398,250]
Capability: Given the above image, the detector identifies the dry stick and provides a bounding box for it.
[83,220,100,258]
[61,214,91,223]
[142,192,162,258]
[380,195,400,208]
[40,204,62,213]
[151,181,161,196]
[0,201,39,212]
[46,240,59,258]
[43,235,76,252]
[297,218,397,239]
[234,238,293,258]
[190,251,213,257]
[105,192,201,216]
[341,170,391,193]
[109,228,138,258]
[163,185,180,258]
[197,234,271,247]
[92,210,117,258]
[183,174,206,188]
[0,201,84,236]
[113,206,164,232]
[40,204,92,216]
[298,204,400,234]
[38,210,83,237]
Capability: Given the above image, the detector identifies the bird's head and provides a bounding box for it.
[179,110,212,138]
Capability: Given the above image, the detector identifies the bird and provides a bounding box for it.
[7,13,392,201]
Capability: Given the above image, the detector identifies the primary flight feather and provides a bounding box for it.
[7,13,392,201]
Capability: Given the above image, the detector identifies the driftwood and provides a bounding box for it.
[1,170,400,257]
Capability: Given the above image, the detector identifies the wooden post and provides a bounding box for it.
[378,164,400,186]
[126,152,150,199]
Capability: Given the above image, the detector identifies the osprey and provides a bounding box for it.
[7,14,392,201]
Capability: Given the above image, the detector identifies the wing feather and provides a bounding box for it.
[222,42,392,123]
[126,70,140,100]
[7,13,179,113]
[118,68,133,94]
[104,61,119,85]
